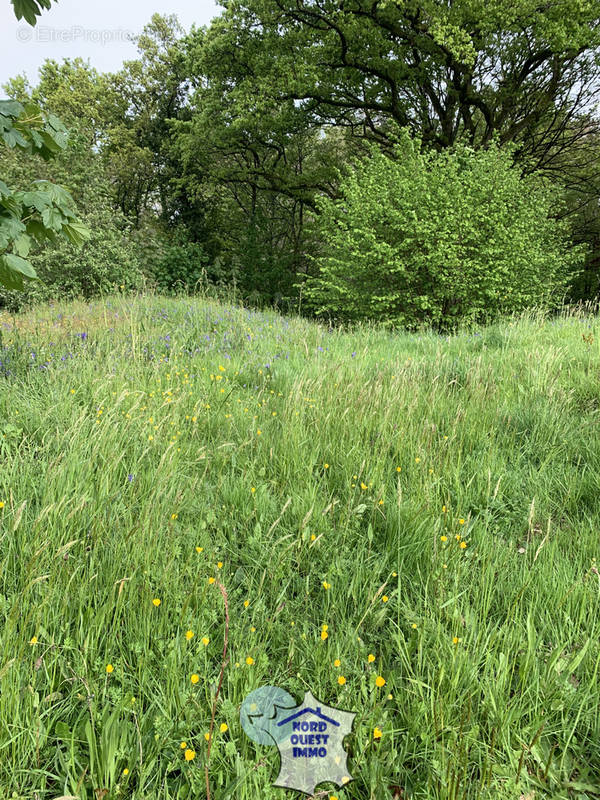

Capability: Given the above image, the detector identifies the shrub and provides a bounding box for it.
[0,199,144,312]
[301,130,587,332]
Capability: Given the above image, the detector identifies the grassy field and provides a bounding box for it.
[0,292,599,800]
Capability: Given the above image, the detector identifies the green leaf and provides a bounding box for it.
[62,222,91,246]
[0,253,38,290]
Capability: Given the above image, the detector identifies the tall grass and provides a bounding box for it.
[0,292,599,799]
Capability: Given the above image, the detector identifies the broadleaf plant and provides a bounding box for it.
[0,98,90,290]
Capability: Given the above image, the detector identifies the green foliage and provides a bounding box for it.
[302,131,587,332]
[0,199,144,311]
[10,0,56,26]
[0,98,90,291]
[144,230,210,295]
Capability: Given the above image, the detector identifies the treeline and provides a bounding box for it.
[2,2,600,331]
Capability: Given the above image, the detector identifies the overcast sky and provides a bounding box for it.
[0,0,222,89]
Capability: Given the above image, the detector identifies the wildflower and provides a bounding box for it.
[310,534,316,541]
[382,595,389,603]
[217,562,223,569]
[106,664,114,674]
[202,636,209,646]
[387,694,393,700]
[443,564,447,569]
[185,748,196,761]
[453,637,461,644]
[411,623,418,629]
[218,365,225,372]
[123,767,129,775]
[243,600,250,608]
[257,430,262,436]
[246,656,255,665]
[208,577,215,585]
[415,457,421,463]
[196,546,204,553]
[337,676,346,685]
[251,627,256,633]
[171,513,178,520]
[396,467,401,472]
[251,487,256,494]
[442,505,447,512]
[152,598,161,607]
[321,624,328,631]
[373,727,382,740]
[378,499,384,505]
[360,482,368,490]
[459,519,465,525]
[185,630,194,640]
[460,541,467,549]
[324,463,329,469]
[191,674,199,684]
[333,659,341,667]
[220,723,228,733]
[367,654,375,663]
[322,581,331,590]
[375,676,386,688]
[440,535,448,542]
[29,636,38,645]
[180,742,187,749]
[321,631,328,640]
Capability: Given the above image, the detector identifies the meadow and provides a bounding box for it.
[0,292,599,800]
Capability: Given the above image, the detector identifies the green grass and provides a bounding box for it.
[0,292,599,800]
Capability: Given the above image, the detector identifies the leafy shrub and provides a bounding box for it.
[302,130,587,332]
[0,199,144,311]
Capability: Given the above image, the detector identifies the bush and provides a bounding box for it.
[0,199,145,312]
[301,130,587,332]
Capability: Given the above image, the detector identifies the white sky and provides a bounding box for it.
[0,0,222,88]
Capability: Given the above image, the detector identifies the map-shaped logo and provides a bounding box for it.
[240,686,355,795]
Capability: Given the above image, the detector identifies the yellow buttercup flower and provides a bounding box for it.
[208,577,215,584]
[106,664,114,674]
[180,741,187,749]
[246,656,255,665]
[244,600,250,608]
[202,636,209,646]
[333,659,341,667]
[373,727,382,740]
[322,581,331,590]
[375,676,386,688]
[382,595,389,603]
[460,541,467,549]
[220,723,228,733]
[321,631,328,640]
[29,636,38,645]
[152,598,161,607]
[441,535,448,542]
[185,630,194,640]
[337,676,346,686]
[367,653,375,663]
[191,674,200,684]
[185,748,196,760]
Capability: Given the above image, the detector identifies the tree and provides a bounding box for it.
[195,0,600,187]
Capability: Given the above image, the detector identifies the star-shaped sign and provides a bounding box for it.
[270,690,356,796]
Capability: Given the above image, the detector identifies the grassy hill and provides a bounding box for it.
[0,293,599,799]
